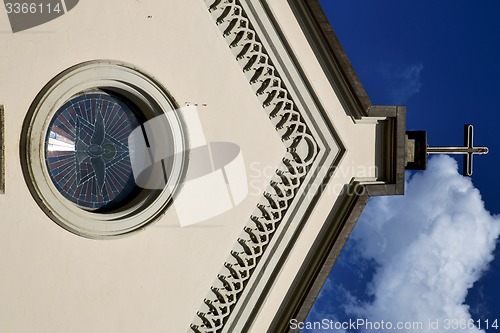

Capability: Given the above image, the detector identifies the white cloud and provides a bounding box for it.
[347,156,500,332]
[378,63,423,104]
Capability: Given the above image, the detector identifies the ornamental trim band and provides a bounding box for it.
[190,0,324,331]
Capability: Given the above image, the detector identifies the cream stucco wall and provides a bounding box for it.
[0,1,285,332]
[0,1,384,332]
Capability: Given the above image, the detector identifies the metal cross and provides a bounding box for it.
[427,124,488,176]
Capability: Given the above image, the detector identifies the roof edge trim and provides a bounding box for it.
[288,0,372,119]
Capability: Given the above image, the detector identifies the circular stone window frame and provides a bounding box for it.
[21,60,186,238]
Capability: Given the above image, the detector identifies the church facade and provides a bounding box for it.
[0,1,404,332]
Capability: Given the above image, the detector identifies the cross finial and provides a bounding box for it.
[405,124,489,176]
[427,124,488,176]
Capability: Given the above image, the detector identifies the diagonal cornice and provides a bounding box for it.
[190,0,323,331]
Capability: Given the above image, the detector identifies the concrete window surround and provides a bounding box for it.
[20,60,186,238]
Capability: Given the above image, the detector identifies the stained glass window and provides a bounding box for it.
[45,92,141,210]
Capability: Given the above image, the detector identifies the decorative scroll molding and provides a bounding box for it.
[190,1,319,332]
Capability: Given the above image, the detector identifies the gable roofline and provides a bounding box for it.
[268,2,407,331]
[270,110,406,332]
[288,0,372,119]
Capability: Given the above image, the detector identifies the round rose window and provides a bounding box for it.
[45,92,141,210]
[21,61,186,238]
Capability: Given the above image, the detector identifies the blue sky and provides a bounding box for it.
[305,1,500,332]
